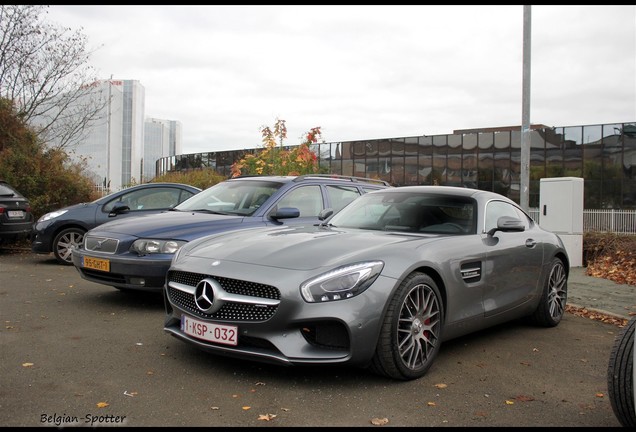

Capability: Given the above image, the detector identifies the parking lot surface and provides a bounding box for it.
[0,249,623,427]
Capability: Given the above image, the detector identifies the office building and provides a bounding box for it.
[156,121,636,209]
[143,118,182,182]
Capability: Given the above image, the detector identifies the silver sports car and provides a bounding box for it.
[163,186,569,380]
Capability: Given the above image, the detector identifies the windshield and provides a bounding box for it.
[329,190,476,234]
[175,180,282,216]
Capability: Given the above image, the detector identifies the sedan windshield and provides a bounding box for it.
[175,180,282,216]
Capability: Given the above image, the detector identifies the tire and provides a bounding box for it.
[608,315,636,427]
[527,257,567,327]
[52,228,85,265]
[370,272,443,380]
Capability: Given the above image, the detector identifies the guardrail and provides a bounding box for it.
[528,209,636,235]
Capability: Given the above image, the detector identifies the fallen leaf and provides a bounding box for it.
[514,395,535,402]
[595,393,604,398]
[505,400,515,405]
[96,402,109,408]
[211,407,219,410]
[123,391,137,397]
[258,414,277,421]
[242,406,251,410]
[434,383,447,389]
[22,362,34,367]
[370,417,389,425]
[427,402,436,406]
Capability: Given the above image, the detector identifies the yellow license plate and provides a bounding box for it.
[83,256,110,272]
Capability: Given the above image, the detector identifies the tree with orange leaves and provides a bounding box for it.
[230,118,325,178]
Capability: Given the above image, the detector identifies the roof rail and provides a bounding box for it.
[293,174,391,186]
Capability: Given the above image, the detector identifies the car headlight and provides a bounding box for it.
[300,261,384,303]
[130,239,187,256]
[38,209,68,222]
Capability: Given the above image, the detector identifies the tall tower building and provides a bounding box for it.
[52,79,146,191]
[143,118,182,181]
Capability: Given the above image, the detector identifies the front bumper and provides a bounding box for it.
[72,248,173,291]
[162,257,398,367]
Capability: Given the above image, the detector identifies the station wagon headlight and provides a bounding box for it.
[130,239,187,256]
[300,261,384,303]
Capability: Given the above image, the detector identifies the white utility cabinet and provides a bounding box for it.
[539,177,584,267]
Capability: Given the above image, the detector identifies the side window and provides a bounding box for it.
[179,189,197,204]
[484,200,529,233]
[276,185,323,217]
[326,185,361,213]
[104,188,183,212]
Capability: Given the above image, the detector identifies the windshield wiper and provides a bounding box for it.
[186,208,231,215]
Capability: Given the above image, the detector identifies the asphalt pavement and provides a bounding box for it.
[567,265,636,320]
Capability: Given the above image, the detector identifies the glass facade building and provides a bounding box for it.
[156,122,636,209]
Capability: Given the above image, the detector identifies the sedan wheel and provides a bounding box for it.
[370,272,443,380]
[53,228,85,265]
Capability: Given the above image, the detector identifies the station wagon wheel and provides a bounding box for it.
[528,257,567,327]
[370,272,443,380]
[53,227,85,265]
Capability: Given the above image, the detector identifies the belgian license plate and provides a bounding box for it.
[83,256,110,272]
[181,314,238,346]
[7,210,23,218]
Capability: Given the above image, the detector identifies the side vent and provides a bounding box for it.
[460,262,482,283]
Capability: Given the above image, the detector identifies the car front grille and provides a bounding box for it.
[84,236,119,254]
[167,270,280,322]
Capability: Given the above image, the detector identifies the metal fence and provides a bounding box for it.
[528,209,636,235]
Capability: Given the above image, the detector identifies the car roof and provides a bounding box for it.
[368,185,518,203]
[227,174,391,187]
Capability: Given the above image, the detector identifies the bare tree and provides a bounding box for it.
[0,5,108,150]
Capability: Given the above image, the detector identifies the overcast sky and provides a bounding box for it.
[46,5,635,155]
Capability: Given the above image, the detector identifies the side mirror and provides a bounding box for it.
[270,207,300,221]
[487,215,525,236]
[318,208,334,221]
[109,202,130,217]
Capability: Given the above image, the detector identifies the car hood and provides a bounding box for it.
[60,202,96,212]
[87,211,247,239]
[180,225,445,271]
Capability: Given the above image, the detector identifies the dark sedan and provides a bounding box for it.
[163,186,569,380]
[0,180,34,244]
[32,182,201,264]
